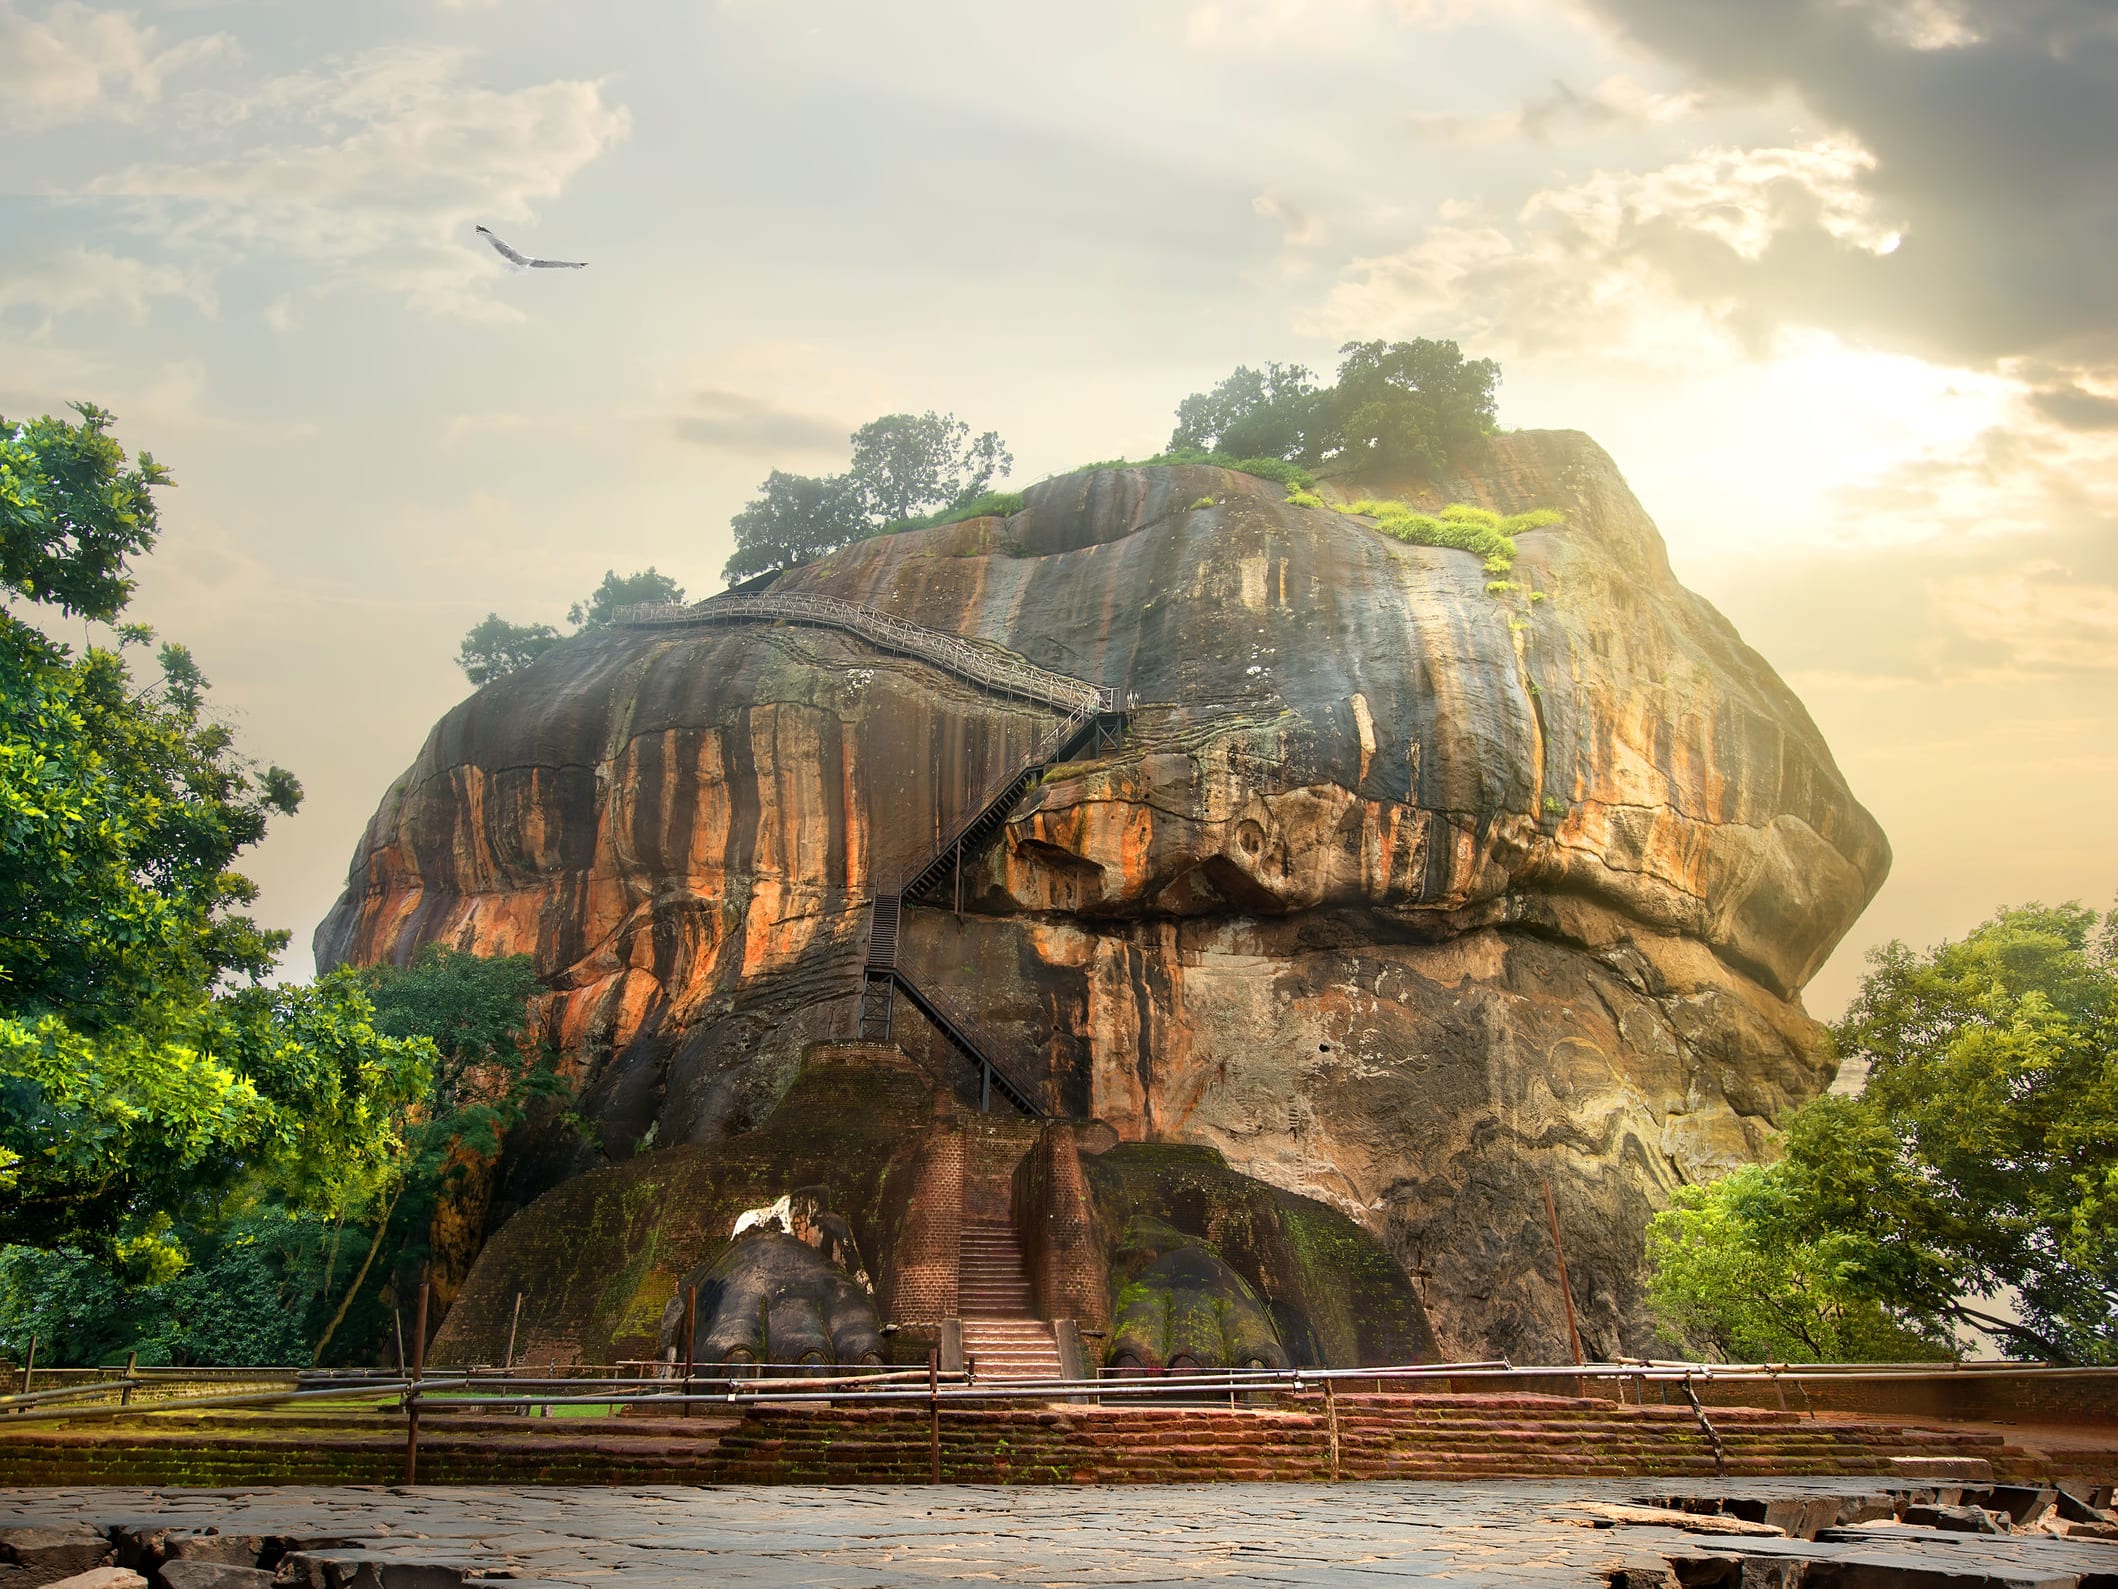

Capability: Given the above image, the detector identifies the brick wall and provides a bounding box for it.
[878,1126,964,1326]
[1692,1367,2118,1427]
[1013,1123,1108,1332]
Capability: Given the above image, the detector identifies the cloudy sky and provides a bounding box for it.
[3,0,2113,1014]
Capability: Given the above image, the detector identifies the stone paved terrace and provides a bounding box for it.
[5,1479,2118,1587]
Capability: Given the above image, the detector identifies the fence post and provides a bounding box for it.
[120,1352,138,1408]
[19,1334,34,1396]
[681,1284,697,1420]
[1325,1378,1341,1482]
[504,1291,523,1372]
[1541,1179,1585,1370]
[928,1347,942,1485]
[404,1271,429,1485]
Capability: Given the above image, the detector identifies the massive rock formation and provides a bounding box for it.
[320,431,1886,1361]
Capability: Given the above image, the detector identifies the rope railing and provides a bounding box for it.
[615,594,1119,718]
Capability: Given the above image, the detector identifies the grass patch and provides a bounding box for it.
[873,490,1026,537]
[1189,495,1216,510]
[1051,450,1318,491]
[1338,500,1561,581]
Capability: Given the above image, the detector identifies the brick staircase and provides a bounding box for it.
[959,1221,1065,1382]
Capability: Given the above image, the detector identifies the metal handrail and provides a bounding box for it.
[15,1357,2100,1427]
[616,594,1116,717]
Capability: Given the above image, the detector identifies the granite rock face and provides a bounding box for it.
[320,431,1886,1361]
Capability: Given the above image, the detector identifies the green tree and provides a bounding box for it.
[1317,338,1500,475]
[1,403,164,618]
[455,568,688,686]
[0,403,434,1261]
[1168,362,1318,461]
[846,412,1012,525]
[455,613,561,685]
[567,567,684,629]
[1647,901,2118,1364]
[721,469,865,584]
[1646,1165,1955,1364]
[307,945,557,1362]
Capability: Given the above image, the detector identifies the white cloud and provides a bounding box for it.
[1935,561,2118,673]
[0,245,215,322]
[0,1,229,130]
[88,44,632,321]
[1178,0,1525,49]
[1316,137,1901,362]
[1410,74,1708,145]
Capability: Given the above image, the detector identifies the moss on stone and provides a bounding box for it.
[434,1045,935,1364]
[1083,1142,1436,1368]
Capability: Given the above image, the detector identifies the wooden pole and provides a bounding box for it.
[393,1308,406,1377]
[19,1334,34,1396]
[1541,1179,1585,1369]
[504,1292,523,1372]
[1324,1378,1341,1482]
[404,1271,429,1485]
[681,1284,698,1420]
[927,1346,942,1485]
[120,1352,138,1408]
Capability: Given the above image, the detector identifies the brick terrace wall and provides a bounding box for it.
[1013,1123,1107,1332]
[1691,1368,2118,1427]
[878,1127,964,1326]
[8,1395,2104,1489]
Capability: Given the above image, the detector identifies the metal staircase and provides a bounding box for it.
[619,589,1129,1118]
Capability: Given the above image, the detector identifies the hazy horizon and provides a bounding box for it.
[5,0,2113,1021]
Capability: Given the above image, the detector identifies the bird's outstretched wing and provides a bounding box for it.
[476,225,587,271]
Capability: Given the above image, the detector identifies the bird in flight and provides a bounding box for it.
[476,225,587,271]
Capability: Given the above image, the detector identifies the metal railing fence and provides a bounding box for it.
[10,1355,2108,1424]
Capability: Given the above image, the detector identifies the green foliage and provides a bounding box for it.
[1323,338,1500,476]
[1150,449,1317,488]
[1164,340,1500,479]
[296,944,561,1362]
[722,413,1014,584]
[568,567,683,629]
[1052,451,1318,490]
[722,471,866,584]
[0,403,166,621]
[457,567,691,685]
[0,1216,332,1367]
[1646,1168,1955,1364]
[1284,488,1325,510]
[1188,496,1215,511]
[1169,361,1318,460]
[455,613,561,685]
[1646,901,2118,1364]
[360,945,556,1168]
[1340,499,1560,579]
[873,489,1025,536]
[0,404,437,1272]
[846,412,1011,526]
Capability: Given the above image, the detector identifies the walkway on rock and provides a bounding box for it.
[616,593,1121,716]
[618,592,1131,1119]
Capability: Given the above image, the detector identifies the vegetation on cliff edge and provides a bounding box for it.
[458,567,685,685]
